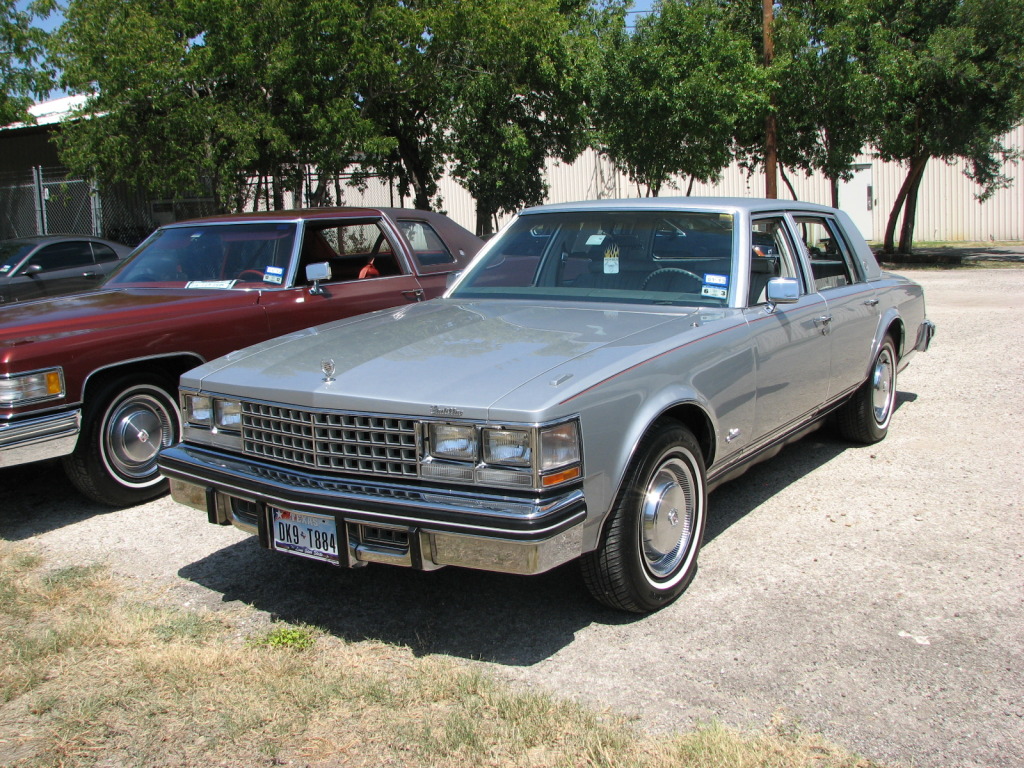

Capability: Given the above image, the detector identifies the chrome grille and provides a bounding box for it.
[241,402,418,478]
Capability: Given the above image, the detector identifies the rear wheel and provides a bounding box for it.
[63,375,180,506]
[581,421,707,613]
[837,336,897,444]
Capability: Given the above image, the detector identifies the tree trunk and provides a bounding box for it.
[272,174,285,211]
[779,164,798,200]
[475,202,496,237]
[883,154,928,254]
[829,176,840,209]
[898,156,929,254]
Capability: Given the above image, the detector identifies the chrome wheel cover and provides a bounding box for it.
[640,456,697,580]
[871,346,896,427]
[101,389,175,486]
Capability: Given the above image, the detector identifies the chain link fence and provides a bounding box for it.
[0,167,219,247]
[1,167,419,248]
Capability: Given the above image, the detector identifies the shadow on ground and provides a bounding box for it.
[0,459,112,538]
[879,244,1024,266]
[178,413,907,665]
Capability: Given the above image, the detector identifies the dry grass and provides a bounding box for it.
[0,542,888,768]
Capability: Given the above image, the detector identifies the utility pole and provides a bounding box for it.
[763,0,778,198]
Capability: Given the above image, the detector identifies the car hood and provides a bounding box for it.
[0,288,260,344]
[188,299,718,420]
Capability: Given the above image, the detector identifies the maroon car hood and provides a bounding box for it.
[0,288,261,344]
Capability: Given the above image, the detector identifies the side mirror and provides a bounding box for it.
[25,264,43,277]
[765,277,800,310]
[305,262,331,295]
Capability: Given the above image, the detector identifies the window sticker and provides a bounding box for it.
[186,280,238,289]
[702,273,728,299]
[264,265,284,285]
[603,243,620,274]
[0,265,10,274]
[586,234,607,246]
[701,285,728,299]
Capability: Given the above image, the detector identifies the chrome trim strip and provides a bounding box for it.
[0,409,81,467]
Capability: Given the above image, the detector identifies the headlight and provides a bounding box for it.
[482,428,531,466]
[185,395,241,433]
[214,399,242,431]
[429,423,477,461]
[540,421,581,470]
[185,395,213,427]
[0,368,64,405]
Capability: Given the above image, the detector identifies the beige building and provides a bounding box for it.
[351,125,1024,243]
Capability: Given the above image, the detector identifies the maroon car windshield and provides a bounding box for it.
[105,223,297,288]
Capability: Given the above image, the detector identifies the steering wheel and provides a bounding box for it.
[235,269,266,282]
[642,267,702,290]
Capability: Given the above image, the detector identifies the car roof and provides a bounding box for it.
[1,234,115,245]
[519,197,842,216]
[166,207,457,227]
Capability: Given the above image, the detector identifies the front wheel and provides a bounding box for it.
[63,376,181,506]
[837,336,897,444]
[581,421,707,613]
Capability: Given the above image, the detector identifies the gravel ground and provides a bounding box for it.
[2,267,1022,768]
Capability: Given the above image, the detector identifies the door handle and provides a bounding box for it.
[402,289,425,302]
[814,315,833,335]
[864,298,879,307]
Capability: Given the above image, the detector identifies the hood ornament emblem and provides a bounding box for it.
[321,359,336,383]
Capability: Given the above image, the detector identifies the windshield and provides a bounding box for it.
[105,223,297,288]
[450,210,736,307]
[0,241,34,274]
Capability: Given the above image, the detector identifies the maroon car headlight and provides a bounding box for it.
[0,368,64,406]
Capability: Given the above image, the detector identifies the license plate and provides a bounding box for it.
[270,508,340,565]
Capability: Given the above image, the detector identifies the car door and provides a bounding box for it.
[260,217,428,335]
[790,214,882,398]
[9,241,98,301]
[743,215,832,442]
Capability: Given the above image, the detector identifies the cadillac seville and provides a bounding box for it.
[158,198,935,612]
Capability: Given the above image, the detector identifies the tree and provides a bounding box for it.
[595,0,765,197]
[863,0,1024,254]
[54,0,379,211]
[769,0,877,207]
[437,0,601,235]
[1,0,55,125]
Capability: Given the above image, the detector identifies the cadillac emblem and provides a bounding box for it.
[321,359,336,383]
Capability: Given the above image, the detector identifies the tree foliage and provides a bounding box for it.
[767,0,877,206]
[36,0,1024,253]
[596,0,765,196]
[861,0,1024,252]
[54,0,378,211]
[1,0,55,125]
[437,0,599,234]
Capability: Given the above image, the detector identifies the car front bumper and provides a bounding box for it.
[158,443,587,576]
[0,409,81,468]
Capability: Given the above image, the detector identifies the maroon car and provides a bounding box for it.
[0,208,481,506]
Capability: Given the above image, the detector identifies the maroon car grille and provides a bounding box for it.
[241,402,419,479]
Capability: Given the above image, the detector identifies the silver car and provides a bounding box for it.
[0,235,133,303]
[159,198,935,612]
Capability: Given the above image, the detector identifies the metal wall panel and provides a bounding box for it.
[322,127,1024,242]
